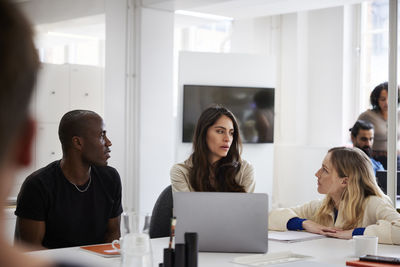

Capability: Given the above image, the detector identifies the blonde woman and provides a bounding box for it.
[269,147,400,244]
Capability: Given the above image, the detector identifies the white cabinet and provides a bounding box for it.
[36,64,70,123]
[36,123,63,169]
[36,63,104,124]
[70,65,103,113]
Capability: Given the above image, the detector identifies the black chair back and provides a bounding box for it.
[376,170,400,195]
[149,185,173,238]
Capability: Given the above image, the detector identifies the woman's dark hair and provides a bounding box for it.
[370,82,400,111]
[370,82,388,111]
[189,105,244,192]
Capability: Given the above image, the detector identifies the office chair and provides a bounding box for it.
[149,185,173,238]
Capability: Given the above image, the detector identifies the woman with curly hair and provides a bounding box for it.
[358,82,400,168]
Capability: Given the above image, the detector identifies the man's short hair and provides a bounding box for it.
[58,110,100,153]
[349,120,374,138]
[0,0,39,161]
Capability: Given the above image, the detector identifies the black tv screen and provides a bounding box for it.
[183,85,274,143]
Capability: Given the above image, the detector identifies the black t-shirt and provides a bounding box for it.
[15,160,123,249]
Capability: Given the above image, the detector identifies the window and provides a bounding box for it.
[173,11,233,117]
[360,0,389,110]
[35,15,105,66]
[175,11,233,53]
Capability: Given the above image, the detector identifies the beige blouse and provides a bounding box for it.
[170,158,255,193]
[358,109,400,152]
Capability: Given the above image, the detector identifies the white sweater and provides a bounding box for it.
[269,196,400,245]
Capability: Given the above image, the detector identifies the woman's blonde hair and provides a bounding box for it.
[314,147,384,229]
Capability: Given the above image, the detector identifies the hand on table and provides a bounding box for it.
[324,229,353,240]
[302,220,337,235]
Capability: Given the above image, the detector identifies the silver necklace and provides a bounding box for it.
[69,175,92,193]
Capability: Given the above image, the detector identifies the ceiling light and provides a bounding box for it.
[175,10,233,21]
[47,32,99,41]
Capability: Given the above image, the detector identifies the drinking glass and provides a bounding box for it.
[112,211,153,267]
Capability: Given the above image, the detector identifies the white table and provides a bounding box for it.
[29,236,400,267]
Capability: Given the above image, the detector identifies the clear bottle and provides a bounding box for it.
[142,213,151,234]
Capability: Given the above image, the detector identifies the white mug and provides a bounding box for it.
[112,231,153,267]
[112,233,151,254]
[112,211,153,267]
[353,236,378,257]
[111,237,123,253]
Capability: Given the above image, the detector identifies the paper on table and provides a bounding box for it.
[232,251,313,266]
[268,231,326,243]
[80,243,120,258]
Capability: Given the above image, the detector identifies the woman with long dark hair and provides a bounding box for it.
[171,105,255,192]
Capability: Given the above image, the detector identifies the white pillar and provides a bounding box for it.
[387,0,398,206]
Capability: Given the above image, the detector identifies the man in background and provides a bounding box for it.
[350,120,384,175]
[15,110,122,249]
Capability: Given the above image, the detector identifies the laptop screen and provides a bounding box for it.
[173,192,269,253]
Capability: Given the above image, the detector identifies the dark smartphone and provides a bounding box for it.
[359,255,400,265]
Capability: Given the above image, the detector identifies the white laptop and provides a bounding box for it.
[173,192,268,253]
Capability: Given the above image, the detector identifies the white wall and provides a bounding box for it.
[230,16,282,56]
[104,0,129,207]
[177,51,276,206]
[273,6,360,208]
[20,0,104,25]
[138,7,175,213]
[342,4,362,142]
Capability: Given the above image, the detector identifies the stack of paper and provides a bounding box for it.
[232,251,312,266]
[268,231,326,243]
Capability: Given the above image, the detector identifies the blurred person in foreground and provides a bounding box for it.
[0,0,88,266]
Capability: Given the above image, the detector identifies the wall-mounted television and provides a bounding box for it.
[183,85,274,144]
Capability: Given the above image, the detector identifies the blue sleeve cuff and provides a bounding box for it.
[287,217,307,230]
[352,228,365,236]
